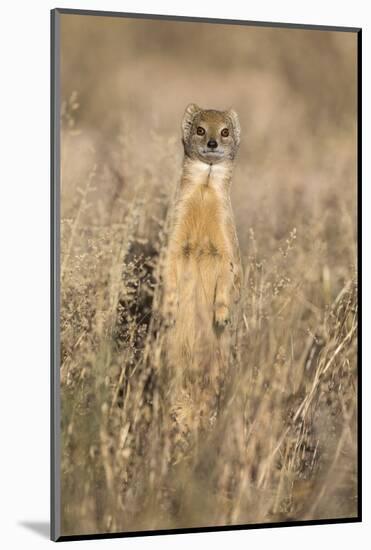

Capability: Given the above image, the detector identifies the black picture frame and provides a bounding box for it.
[51,8,362,542]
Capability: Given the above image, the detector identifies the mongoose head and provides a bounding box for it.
[182,103,240,164]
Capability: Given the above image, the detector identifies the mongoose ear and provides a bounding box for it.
[227,109,241,147]
[182,103,200,142]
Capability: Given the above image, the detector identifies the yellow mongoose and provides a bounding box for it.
[163,103,242,383]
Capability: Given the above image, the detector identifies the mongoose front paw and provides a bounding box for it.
[214,304,230,329]
[163,313,176,329]
[162,298,178,329]
[162,305,176,328]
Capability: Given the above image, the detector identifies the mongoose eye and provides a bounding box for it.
[196,126,205,136]
[221,128,229,137]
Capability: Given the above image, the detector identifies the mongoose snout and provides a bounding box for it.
[207,139,218,149]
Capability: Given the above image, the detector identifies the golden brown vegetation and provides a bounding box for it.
[59,15,358,536]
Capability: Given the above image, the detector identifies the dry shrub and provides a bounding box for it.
[59,16,358,536]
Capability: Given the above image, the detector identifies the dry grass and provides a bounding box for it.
[59,15,358,536]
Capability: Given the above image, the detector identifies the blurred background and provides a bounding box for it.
[59,14,358,537]
[61,15,357,248]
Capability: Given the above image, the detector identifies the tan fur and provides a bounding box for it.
[163,105,242,386]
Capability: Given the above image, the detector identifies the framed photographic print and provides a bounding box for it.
[51,8,361,542]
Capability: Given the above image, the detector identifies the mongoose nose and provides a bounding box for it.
[207,139,218,149]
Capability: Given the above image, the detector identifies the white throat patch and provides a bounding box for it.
[185,159,231,189]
